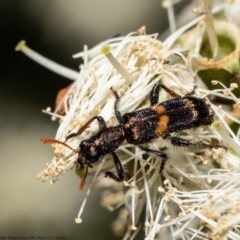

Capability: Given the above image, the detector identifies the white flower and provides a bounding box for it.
[16,1,240,239]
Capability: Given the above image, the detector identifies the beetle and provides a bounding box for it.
[42,83,225,190]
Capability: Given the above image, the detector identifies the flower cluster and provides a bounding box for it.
[16,2,240,240]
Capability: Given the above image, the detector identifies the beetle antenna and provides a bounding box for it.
[79,166,88,191]
[40,138,78,153]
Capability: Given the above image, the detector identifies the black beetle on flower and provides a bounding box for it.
[42,83,225,190]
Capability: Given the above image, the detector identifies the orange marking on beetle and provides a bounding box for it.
[151,105,166,115]
[155,115,169,136]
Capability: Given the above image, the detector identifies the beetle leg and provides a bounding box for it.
[65,116,107,142]
[139,146,168,173]
[150,84,181,106]
[150,84,160,106]
[105,152,125,182]
[163,135,226,150]
[159,84,181,98]
[157,79,197,99]
[110,87,124,124]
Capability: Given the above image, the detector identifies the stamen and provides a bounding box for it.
[15,40,79,81]
[101,44,136,83]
